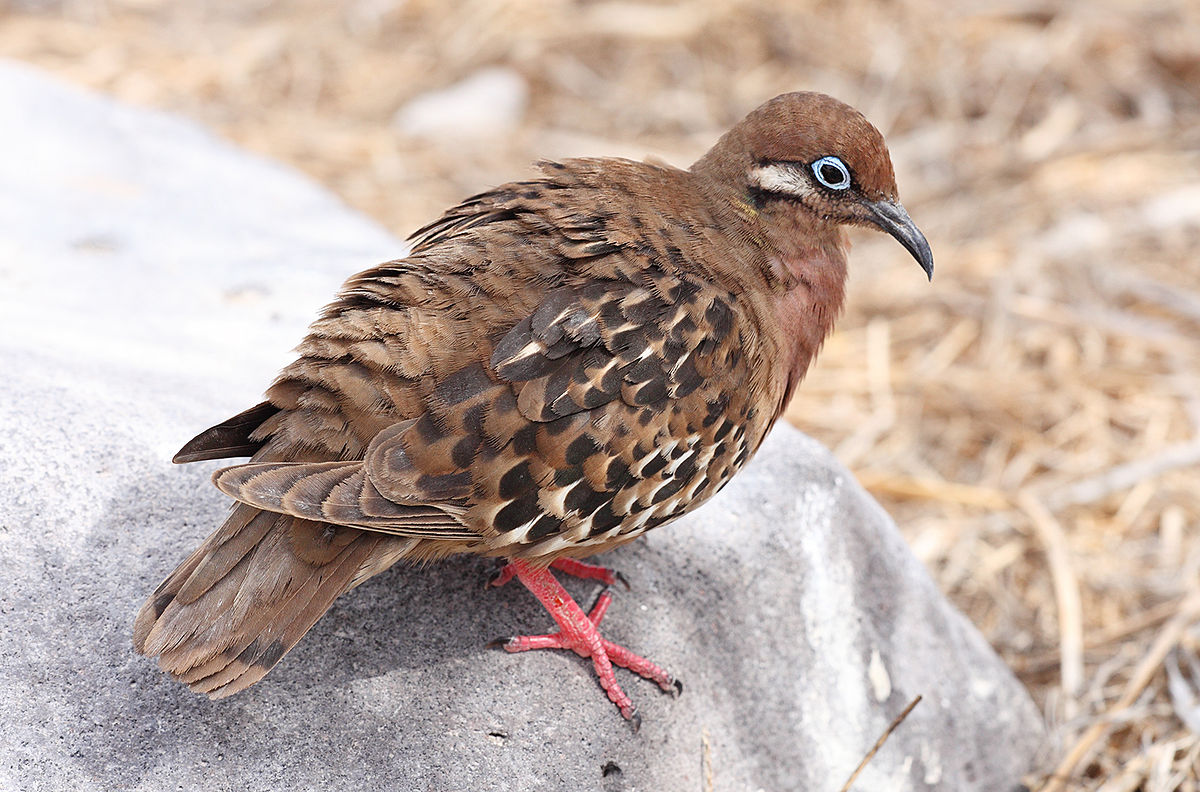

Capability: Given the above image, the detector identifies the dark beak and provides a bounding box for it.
[865,199,934,280]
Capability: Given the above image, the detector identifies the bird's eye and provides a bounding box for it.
[812,156,851,191]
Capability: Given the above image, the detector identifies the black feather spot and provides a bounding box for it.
[412,413,441,445]
[461,403,487,437]
[577,387,611,409]
[494,494,542,533]
[642,322,665,347]
[674,455,699,483]
[565,482,609,516]
[611,328,650,358]
[542,335,578,360]
[511,424,537,455]
[531,290,576,339]
[714,419,735,442]
[624,356,661,383]
[565,434,600,466]
[588,502,624,535]
[543,414,577,437]
[633,239,658,259]
[673,315,698,337]
[651,476,686,504]
[554,466,582,487]
[236,637,287,671]
[491,317,537,377]
[498,461,534,500]
[604,458,629,489]
[560,307,601,346]
[673,355,702,397]
[579,282,613,302]
[527,513,563,541]
[541,366,575,411]
[437,363,493,405]
[662,335,689,361]
[703,396,728,427]
[417,470,473,499]
[668,277,701,304]
[451,436,478,468]
[629,377,668,405]
[619,294,667,324]
[641,512,674,532]
[256,639,287,669]
[598,299,624,331]
[706,298,734,337]
[641,453,668,478]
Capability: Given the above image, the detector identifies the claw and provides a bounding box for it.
[587,587,614,625]
[487,562,517,589]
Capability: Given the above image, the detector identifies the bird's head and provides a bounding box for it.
[692,92,933,280]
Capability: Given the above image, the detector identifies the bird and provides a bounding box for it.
[132,91,933,726]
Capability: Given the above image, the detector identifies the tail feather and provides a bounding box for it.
[172,509,274,607]
[133,501,417,697]
[172,401,280,463]
[189,537,386,698]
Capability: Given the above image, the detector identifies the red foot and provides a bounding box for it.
[489,557,629,589]
[490,559,680,726]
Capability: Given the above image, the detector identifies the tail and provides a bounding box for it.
[132,502,416,698]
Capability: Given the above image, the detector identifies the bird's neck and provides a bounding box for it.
[771,236,848,405]
[696,178,850,413]
[748,209,850,411]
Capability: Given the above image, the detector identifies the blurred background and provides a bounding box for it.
[4,0,1199,786]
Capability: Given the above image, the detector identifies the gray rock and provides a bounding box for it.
[0,61,1043,791]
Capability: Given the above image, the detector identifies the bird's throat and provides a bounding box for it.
[769,244,848,406]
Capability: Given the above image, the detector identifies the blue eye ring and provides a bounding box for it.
[812,156,852,190]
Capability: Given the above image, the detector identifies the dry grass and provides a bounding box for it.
[6,0,1200,785]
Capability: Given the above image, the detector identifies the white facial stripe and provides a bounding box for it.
[748,163,816,199]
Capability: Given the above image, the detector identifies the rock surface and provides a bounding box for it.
[0,60,1043,791]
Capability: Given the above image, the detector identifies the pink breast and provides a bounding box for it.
[768,247,848,406]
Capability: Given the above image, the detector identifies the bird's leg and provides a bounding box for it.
[488,557,628,589]
[491,559,679,725]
